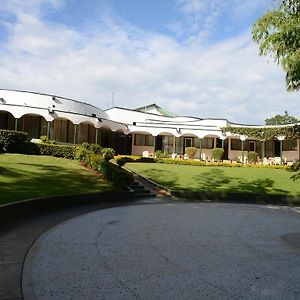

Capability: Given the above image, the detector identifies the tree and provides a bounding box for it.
[265,110,299,125]
[252,0,300,91]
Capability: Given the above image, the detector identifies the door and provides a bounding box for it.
[184,137,193,148]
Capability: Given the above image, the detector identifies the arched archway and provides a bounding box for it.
[77,122,96,144]
[18,113,48,139]
[113,130,130,155]
[99,126,113,148]
[51,118,74,143]
[0,111,16,130]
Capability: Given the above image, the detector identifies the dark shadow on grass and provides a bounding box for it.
[0,164,111,205]
[149,168,298,205]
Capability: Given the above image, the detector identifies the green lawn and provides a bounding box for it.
[0,154,113,205]
[127,163,300,201]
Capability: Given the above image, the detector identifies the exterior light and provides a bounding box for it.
[48,107,54,114]
[239,135,247,164]
[0,98,5,104]
[277,135,285,141]
[277,136,285,165]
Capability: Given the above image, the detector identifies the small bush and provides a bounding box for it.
[155,150,169,158]
[287,161,300,172]
[185,147,197,159]
[212,148,224,161]
[81,143,102,154]
[102,147,115,161]
[0,130,38,154]
[37,143,76,159]
[75,147,93,161]
[116,157,126,167]
[39,135,57,144]
[248,152,258,164]
[40,135,49,143]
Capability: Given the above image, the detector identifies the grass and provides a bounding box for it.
[127,163,300,203]
[0,153,113,205]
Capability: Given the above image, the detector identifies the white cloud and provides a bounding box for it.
[0,1,298,125]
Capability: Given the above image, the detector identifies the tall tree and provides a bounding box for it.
[252,0,300,91]
[265,110,299,125]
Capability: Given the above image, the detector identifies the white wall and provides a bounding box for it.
[132,145,154,156]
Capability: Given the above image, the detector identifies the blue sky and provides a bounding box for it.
[0,0,299,124]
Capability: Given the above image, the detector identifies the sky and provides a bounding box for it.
[0,0,299,124]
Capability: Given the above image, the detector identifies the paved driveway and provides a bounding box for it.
[23,203,300,299]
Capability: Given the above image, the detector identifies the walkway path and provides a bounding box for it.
[22,203,300,300]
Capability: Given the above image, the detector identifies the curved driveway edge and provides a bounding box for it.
[0,190,142,224]
[22,202,300,300]
[0,193,161,300]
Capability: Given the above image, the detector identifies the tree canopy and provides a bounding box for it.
[265,111,299,125]
[252,0,300,91]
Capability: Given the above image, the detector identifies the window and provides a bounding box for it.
[134,134,154,146]
[202,137,214,149]
[231,139,242,150]
[162,136,174,152]
[249,141,256,152]
[283,139,297,151]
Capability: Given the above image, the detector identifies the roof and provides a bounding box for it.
[134,103,178,118]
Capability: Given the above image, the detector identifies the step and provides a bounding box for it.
[131,192,156,198]
[128,184,145,190]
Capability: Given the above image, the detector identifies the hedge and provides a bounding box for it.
[81,153,134,187]
[155,158,287,169]
[0,130,39,154]
[37,143,77,159]
[114,155,155,163]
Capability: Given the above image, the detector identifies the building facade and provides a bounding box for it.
[0,89,299,162]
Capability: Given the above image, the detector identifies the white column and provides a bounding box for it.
[131,133,135,155]
[173,136,176,153]
[95,128,98,144]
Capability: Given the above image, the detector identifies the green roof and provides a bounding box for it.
[134,103,177,117]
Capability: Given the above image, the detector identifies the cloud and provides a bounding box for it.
[171,0,273,43]
[0,0,298,125]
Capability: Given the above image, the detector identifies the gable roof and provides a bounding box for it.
[134,103,177,118]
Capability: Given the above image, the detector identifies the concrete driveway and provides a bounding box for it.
[23,203,300,299]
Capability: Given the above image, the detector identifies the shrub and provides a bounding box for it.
[98,161,133,186]
[116,157,126,167]
[212,148,224,161]
[114,155,155,163]
[0,130,38,154]
[155,158,286,169]
[81,143,102,154]
[185,147,197,159]
[37,143,77,159]
[155,150,169,158]
[287,161,300,172]
[101,147,115,161]
[39,135,57,144]
[248,152,258,164]
[40,135,49,143]
[80,153,133,186]
[75,147,94,161]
